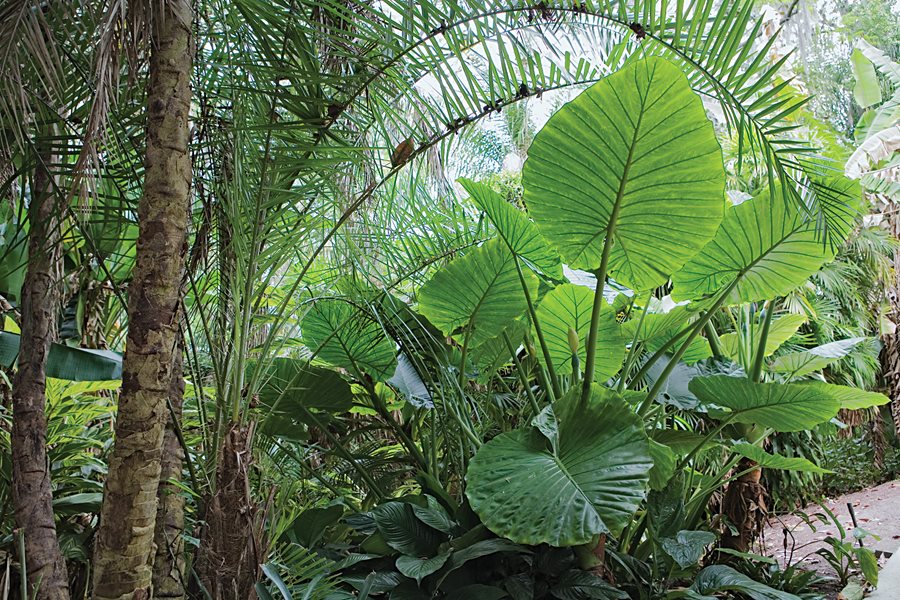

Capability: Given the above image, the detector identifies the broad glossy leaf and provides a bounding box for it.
[731,443,830,474]
[291,505,345,547]
[258,358,352,413]
[660,530,717,569]
[691,565,802,600]
[389,353,433,408]
[0,332,123,381]
[396,551,450,584]
[621,306,710,364]
[303,300,397,381]
[648,440,677,491]
[688,376,841,431]
[549,570,628,599]
[523,57,725,290]
[372,502,443,557]
[469,319,529,383]
[418,238,536,347]
[672,180,861,304]
[459,178,563,280]
[535,284,625,380]
[466,386,652,546]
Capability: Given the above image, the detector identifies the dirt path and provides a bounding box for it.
[762,480,900,593]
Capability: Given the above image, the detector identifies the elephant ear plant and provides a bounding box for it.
[284,56,886,598]
[461,55,727,547]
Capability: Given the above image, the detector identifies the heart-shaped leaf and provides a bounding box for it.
[418,238,536,347]
[303,300,396,381]
[460,178,563,280]
[466,385,652,546]
[523,57,726,290]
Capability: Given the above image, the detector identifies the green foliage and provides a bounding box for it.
[466,386,652,545]
[523,57,726,290]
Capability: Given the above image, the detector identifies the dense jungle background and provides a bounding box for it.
[1,0,899,599]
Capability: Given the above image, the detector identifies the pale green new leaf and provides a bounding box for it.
[459,178,563,280]
[523,57,725,290]
[535,284,625,380]
[851,49,882,109]
[302,300,397,382]
[418,238,536,347]
[731,443,831,474]
[466,385,652,546]
[672,181,860,304]
[801,382,889,411]
[770,337,867,378]
[688,376,841,431]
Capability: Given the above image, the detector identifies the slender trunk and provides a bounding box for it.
[152,341,186,599]
[91,2,192,598]
[11,141,70,600]
[886,205,900,436]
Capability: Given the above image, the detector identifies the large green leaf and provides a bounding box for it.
[621,306,710,364]
[258,358,353,413]
[672,180,861,304]
[459,178,563,280]
[688,376,840,432]
[522,57,725,291]
[731,443,831,474]
[418,238,536,347]
[466,385,652,546]
[469,319,529,383]
[535,284,625,380]
[549,570,628,599]
[0,331,122,381]
[372,502,444,557]
[302,299,397,382]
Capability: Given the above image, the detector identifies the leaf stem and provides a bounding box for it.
[515,259,560,399]
[504,332,541,415]
[749,301,774,382]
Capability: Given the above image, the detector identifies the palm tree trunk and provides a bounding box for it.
[886,206,900,436]
[721,459,767,553]
[91,2,193,598]
[152,341,186,599]
[11,141,70,600]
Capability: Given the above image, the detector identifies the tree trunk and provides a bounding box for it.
[152,341,186,599]
[886,206,900,436]
[11,141,70,600]
[91,2,192,598]
[193,422,262,600]
[721,459,767,553]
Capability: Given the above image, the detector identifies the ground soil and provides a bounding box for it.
[761,479,900,598]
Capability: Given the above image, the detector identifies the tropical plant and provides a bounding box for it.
[0,0,893,598]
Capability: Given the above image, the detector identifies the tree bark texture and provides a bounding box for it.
[721,459,767,553]
[151,341,186,599]
[12,144,70,600]
[886,206,900,436]
[193,422,261,600]
[91,2,192,598]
